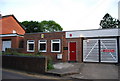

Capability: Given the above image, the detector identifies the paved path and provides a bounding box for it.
[69,63,118,79]
[47,63,83,76]
[48,62,119,80]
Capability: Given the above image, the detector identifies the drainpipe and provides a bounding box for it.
[118,1,120,21]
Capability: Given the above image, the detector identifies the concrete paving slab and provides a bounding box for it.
[53,63,74,69]
[47,62,118,79]
[47,63,83,76]
[70,63,118,79]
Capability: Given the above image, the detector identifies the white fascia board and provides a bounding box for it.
[0,34,23,37]
[66,29,119,38]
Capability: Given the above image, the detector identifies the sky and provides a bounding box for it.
[0,0,120,31]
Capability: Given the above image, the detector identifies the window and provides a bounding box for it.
[51,39,61,52]
[38,40,47,52]
[27,40,35,52]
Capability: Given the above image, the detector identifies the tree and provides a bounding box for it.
[21,20,63,33]
[41,20,63,32]
[21,21,43,33]
[100,13,120,29]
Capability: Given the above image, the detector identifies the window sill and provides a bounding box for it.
[51,51,61,53]
[27,50,34,52]
[39,51,47,52]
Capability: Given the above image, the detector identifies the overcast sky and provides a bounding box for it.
[0,0,119,31]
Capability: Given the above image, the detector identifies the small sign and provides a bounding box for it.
[101,49,115,52]
[63,47,68,50]
[69,34,72,37]
[41,34,44,38]
[57,54,62,59]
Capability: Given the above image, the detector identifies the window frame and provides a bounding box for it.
[51,39,61,52]
[38,40,47,52]
[27,40,35,52]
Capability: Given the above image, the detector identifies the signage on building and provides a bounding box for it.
[101,49,115,52]
[41,34,44,38]
[63,47,68,50]
[69,34,72,37]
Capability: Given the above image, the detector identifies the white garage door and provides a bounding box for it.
[83,38,118,63]
[83,39,99,62]
[2,41,11,51]
[100,39,118,63]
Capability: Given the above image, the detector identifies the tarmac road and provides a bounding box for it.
[2,68,119,81]
[2,68,62,79]
[1,69,85,81]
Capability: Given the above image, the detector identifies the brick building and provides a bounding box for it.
[1,15,120,63]
[0,15,25,52]
[23,28,120,63]
[23,31,82,62]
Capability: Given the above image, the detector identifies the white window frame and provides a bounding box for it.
[27,40,35,52]
[51,39,61,52]
[38,40,47,52]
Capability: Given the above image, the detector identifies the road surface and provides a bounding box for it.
[2,68,118,81]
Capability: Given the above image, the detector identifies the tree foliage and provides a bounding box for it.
[100,13,120,29]
[21,20,63,33]
[21,21,42,33]
[41,20,63,32]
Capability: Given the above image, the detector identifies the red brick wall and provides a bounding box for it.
[64,38,83,62]
[23,32,83,62]
[1,36,24,51]
[23,32,66,62]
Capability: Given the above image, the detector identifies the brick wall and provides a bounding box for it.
[2,55,47,73]
[64,38,83,62]
[23,32,83,62]
[23,32,66,62]
[2,36,24,50]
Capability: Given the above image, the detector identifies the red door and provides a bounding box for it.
[69,42,76,61]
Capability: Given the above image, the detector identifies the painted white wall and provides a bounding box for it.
[66,29,119,38]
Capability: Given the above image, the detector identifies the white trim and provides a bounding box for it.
[27,40,35,52]
[51,39,61,52]
[38,40,47,52]
[0,34,23,37]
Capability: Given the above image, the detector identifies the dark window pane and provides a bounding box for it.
[40,43,46,51]
[53,43,59,51]
[29,44,34,50]
[28,40,34,42]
